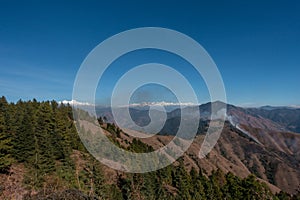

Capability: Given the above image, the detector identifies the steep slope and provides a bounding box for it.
[80,119,300,194]
[94,102,300,194]
[138,122,300,194]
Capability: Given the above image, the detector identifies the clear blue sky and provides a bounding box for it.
[0,0,299,106]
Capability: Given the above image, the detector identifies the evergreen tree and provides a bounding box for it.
[173,160,192,200]
[32,102,56,184]
[223,172,243,199]
[90,160,107,199]
[0,109,14,172]
[52,106,72,161]
[14,103,36,162]
[190,167,205,199]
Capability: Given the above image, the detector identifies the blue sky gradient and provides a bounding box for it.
[0,0,299,106]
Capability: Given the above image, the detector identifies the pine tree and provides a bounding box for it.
[190,167,205,199]
[173,160,192,200]
[0,97,16,137]
[52,107,71,161]
[0,104,14,172]
[33,102,55,184]
[209,169,224,199]
[223,172,243,199]
[14,103,36,162]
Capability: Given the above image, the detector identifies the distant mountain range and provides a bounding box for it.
[93,101,300,194]
[94,101,300,134]
[63,100,300,134]
[248,106,300,133]
[57,100,300,194]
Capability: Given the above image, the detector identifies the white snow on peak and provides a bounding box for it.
[124,101,198,107]
[59,100,94,106]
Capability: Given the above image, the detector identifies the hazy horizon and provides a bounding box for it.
[1,1,299,107]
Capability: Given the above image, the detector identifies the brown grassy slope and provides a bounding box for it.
[124,122,300,194]
[68,120,300,194]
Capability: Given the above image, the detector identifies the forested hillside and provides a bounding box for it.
[0,96,299,199]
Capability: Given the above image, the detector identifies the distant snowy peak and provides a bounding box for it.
[126,101,198,107]
[59,100,94,106]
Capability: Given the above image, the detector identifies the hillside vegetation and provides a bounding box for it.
[0,97,299,199]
